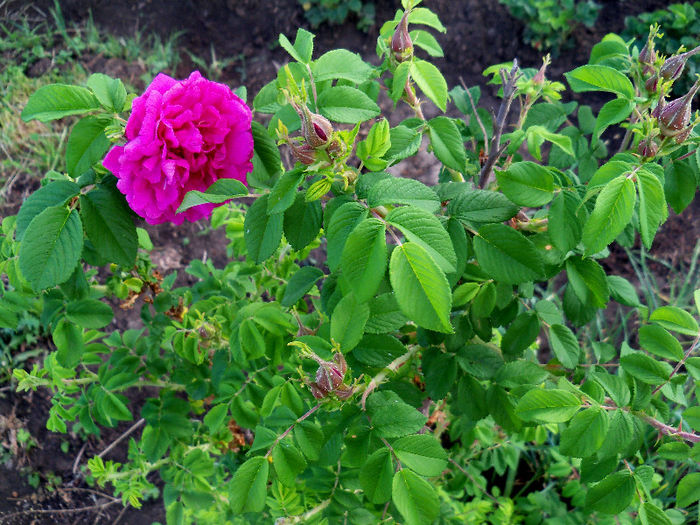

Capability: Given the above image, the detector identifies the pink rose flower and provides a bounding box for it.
[103,71,253,225]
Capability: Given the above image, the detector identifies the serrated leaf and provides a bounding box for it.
[53,318,84,367]
[250,121,282,189]
[177,178,248,212]
[594,98,634,138]
[367,392,427,438]
[620,352,672,384]
[293,421,323,461]
[392,469,440,525]
[16,181,80,240]
[87,73,127,112]
[272,441,307,487]
[281,266,324,307]
[331,293,370,352]
[386,206,456,273]
[66,299,113,328]
[649,306,699,336]
[565,65,635,99]
[66,116,110,177]
[473,224,544,284]
[360,448,394,504]
[283,193,322,251]
[230,456,269,513]
[318,86,380,124]
[312,49,374,84]
[549,324,580,368]
[582,175,636,255]
[638,325,683,361]
[79,183,137,267]
[677,473,700,507]
[244,195,283,263]
[560,406,608,457]
[341,218,387,302]
[566,256,609,308]
[326,201,367,272]
[516,389,581,423]
[410,59,447,112]
[389,242,453,333]
[21,84,100,122]
[447,190,519,224]
[598,409,634,458]
[496,161,554,207]
[392,434,447,477]
[585,470,635,514]
[636,169,666,250]
[428,116,466,171]
[368,177,440,212]
[19,206,83,291]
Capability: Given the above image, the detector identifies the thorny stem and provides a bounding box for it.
[360,345,420,409]
[479,61,522,189]
[265,403,321,458]
[651,331,700,396]
[638,413,700,443]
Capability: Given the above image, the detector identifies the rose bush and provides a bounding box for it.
[3,0,700,523]
[103,71,254,224]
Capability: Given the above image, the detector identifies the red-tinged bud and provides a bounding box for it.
[333,353,347,377]
[658,80,700,137]
[645,75,658,94]
[314,353,346,392]
[309,382,328,399]
[391,11,413,63]
[637,137,658,158]
[297,106,333,148]
[291,142,317,165]
[533,55,550,85]
[651,88,666,119]
[659,45,700,81]
[639,41,656,65]
[675,126,693,144]
[334,383,354,400]
[642,64,655,78]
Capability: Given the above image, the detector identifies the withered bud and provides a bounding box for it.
[291,142,317,165]
[637,137,658,158]
[639,41,656,65]
[645,75,658,94]
[659,45,700,81]
[391,11,413,63]
[658,80,700,137]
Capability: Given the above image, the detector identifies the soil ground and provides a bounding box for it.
[0,0,696,523]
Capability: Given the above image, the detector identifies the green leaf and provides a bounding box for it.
[16,181,80,240]
[230,456,269,513]
[565,65,635,99]
[177,178,247,212]
[326,201,367,272]
[649,306,699,336]
[677,473,700,507]
[293,421,323,461]
[638,325,684,361]
[66,116,110,177]
[367,392,427,438]
[594,98,635,138]
[407,7,446,32]
[566,256,610,308]
[560,406,608,457]
[53,318,84,367]
[360,448,394,504]
[636,169,666,250]
[391,62,411,103]
[331,293,370,352]
[357,119,391,160]
[501,312,540,357]
[368,177,440,213]
[312,49,374,84]
[607,275,640,306]
[268,168,304,214]
[239,319,265,359]
[473,224,544,284]
[19,206,83,291]
[658,442,691,460]
[386,206,456,273]
[250,121,282,189]
[318,86,380,124]
[341,218,387,302]
[386,125,421,162]
[452,282,480,307]
[392,469,440,525]
[281,266,324,307]
[410,59,447,112]
[496,161,554,207]
[597,409,634,458]
[585,470,635,514]
[495,360,548,387]
[549,324,580,368]
[447,190,519,224]
[410,30,443,57]
[638,502,673,525]
[515,389,581,423]
[392,434,447,477]
[428,116,466,171]
[66,299,113,329]
[620,352,672,384]
[591,371,630,408]
[283,193,322,251]
[86,73,127,112]
[664,161,695,214]
[244,195,283,263]
[79,183,137,267]
[389,242,453,333]
[272,441,307,487]
[365,293,410,334]
[203,404,228,433]
[582,175,636,255]
[684,406,700,431]
[21,84,100,122]
[279,28,314,64]
[422,347,457,399]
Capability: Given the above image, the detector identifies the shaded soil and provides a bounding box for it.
[1,0,696,523]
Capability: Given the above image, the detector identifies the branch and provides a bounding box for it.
[460,76,489,157]
[98,418,145,459]
[651,331,700,396]
[265,403,321,458]
[478,61,522,189]
[360,345,420,410]
[639,413,700,443]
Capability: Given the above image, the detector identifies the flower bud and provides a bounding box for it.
[300,108,333,148]
[658,80,699,137]
[309,382,328,399]
[645,75,658,94]
[391,11,413,63]
[659,45,700,81]
[639,41,656,65]
[674,126,693,144]
[314,353,346,392]
[637,137,658,158]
